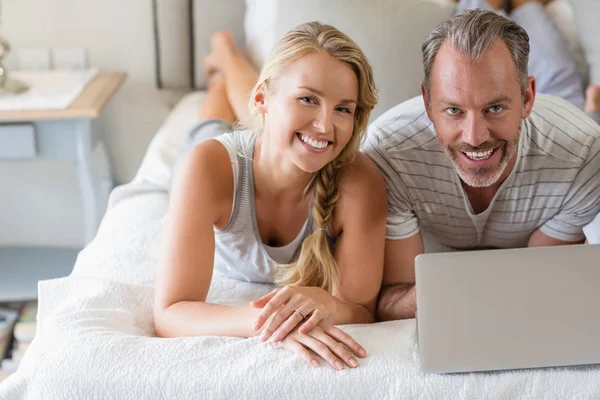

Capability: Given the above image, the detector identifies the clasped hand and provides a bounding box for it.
[250,286,366,369]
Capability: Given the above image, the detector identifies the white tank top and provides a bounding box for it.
[212,130,317,283]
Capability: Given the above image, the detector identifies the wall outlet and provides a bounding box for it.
[52,48,88,70]
[17,48,51,70]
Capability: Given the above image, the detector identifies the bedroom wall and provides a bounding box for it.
[0,0,171,247]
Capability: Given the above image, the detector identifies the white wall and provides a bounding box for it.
[0,0,170,247]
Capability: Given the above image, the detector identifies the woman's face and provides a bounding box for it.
[257,51,359,173]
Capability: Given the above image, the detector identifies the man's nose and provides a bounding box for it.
[461,112,490,147]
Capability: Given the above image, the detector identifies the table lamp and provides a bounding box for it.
[0,1,28,95]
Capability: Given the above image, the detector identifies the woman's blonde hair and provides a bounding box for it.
[247,22,378,293]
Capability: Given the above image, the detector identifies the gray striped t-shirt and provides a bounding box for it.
[363,94,600,249]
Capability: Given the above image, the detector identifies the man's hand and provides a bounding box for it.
[278,320,367,370]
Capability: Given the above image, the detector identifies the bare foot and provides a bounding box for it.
[585,85,600,113]
[203,31,237,76]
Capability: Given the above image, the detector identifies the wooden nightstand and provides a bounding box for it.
[0,71,126,301]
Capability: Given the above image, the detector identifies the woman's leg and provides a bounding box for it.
[198,73,236,123]
[179,73,236,161]
[204,32,259,122]
[172,74,236,184]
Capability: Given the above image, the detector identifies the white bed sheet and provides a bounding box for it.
[1,92,599,400]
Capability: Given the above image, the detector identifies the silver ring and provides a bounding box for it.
[294,308,306,320]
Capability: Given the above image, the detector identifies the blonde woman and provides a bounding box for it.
[154,22,387,370]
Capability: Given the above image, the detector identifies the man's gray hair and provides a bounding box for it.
[422,9,530,100]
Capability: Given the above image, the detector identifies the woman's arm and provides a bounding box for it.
[154,139,261,338]
[252,153,388,340]
[328,152,388,322]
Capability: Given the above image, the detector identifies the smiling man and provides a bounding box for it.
[363,9,600,321]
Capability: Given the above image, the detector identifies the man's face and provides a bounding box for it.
[423,40,535,188]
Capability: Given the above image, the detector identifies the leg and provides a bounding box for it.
[178,73,236,161]
[198,73,236,123]
[204,32,259,122]
[510,1,585,109]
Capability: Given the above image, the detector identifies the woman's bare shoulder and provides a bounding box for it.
[333,152,387,226]
[337,152,386,198]
[170,139,234,225]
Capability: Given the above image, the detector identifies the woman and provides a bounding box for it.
[154,22,387,370]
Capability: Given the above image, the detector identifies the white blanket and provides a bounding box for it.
[1,93,599,400]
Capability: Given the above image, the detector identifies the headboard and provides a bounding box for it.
[152,0,247,91]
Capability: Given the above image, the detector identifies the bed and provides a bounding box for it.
[1,1,598,398]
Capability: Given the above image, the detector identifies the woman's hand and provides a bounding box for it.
[250,286,337,343]
[278,320,366,370]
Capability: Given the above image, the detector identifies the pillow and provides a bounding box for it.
[244,0,455,120]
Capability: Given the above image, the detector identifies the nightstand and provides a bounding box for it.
[0,71,126,301]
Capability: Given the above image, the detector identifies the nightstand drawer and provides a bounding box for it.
[0,123,37,159]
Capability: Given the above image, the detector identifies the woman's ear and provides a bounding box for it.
[253,81,269,114]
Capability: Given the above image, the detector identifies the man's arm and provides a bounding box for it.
[528,229,584,247]
[376,233,425,321]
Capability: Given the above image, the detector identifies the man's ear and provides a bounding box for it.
[253,81,268,114]
[421,82,433,121]
[522,76,536,119]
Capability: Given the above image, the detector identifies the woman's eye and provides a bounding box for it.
[300,96,316,104]
[337,106,352,114]
[489,105,504,113]
[445,107,460,115]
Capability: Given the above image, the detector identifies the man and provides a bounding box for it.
[363,10,600,321]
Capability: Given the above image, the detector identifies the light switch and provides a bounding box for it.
[52,48,88,70]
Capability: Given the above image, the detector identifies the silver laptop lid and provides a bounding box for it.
[415,244,600,373]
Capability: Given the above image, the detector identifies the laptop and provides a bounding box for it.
[415,244,600,373]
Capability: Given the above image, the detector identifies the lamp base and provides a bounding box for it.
[0,79,29,96]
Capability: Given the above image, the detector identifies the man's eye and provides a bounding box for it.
[300,96,316,104]
[445,107,460,115]
[489,105,504,113]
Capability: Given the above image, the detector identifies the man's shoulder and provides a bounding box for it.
[526,94,600,163]
[365,96,438,154]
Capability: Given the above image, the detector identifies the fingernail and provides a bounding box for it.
[311,359,320,367]
[272,334,280,343]
[253,323,260,331]
[359,349,367,357]
[260,333,268,342]
[335,361,344,370]
[348,358,358,368]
